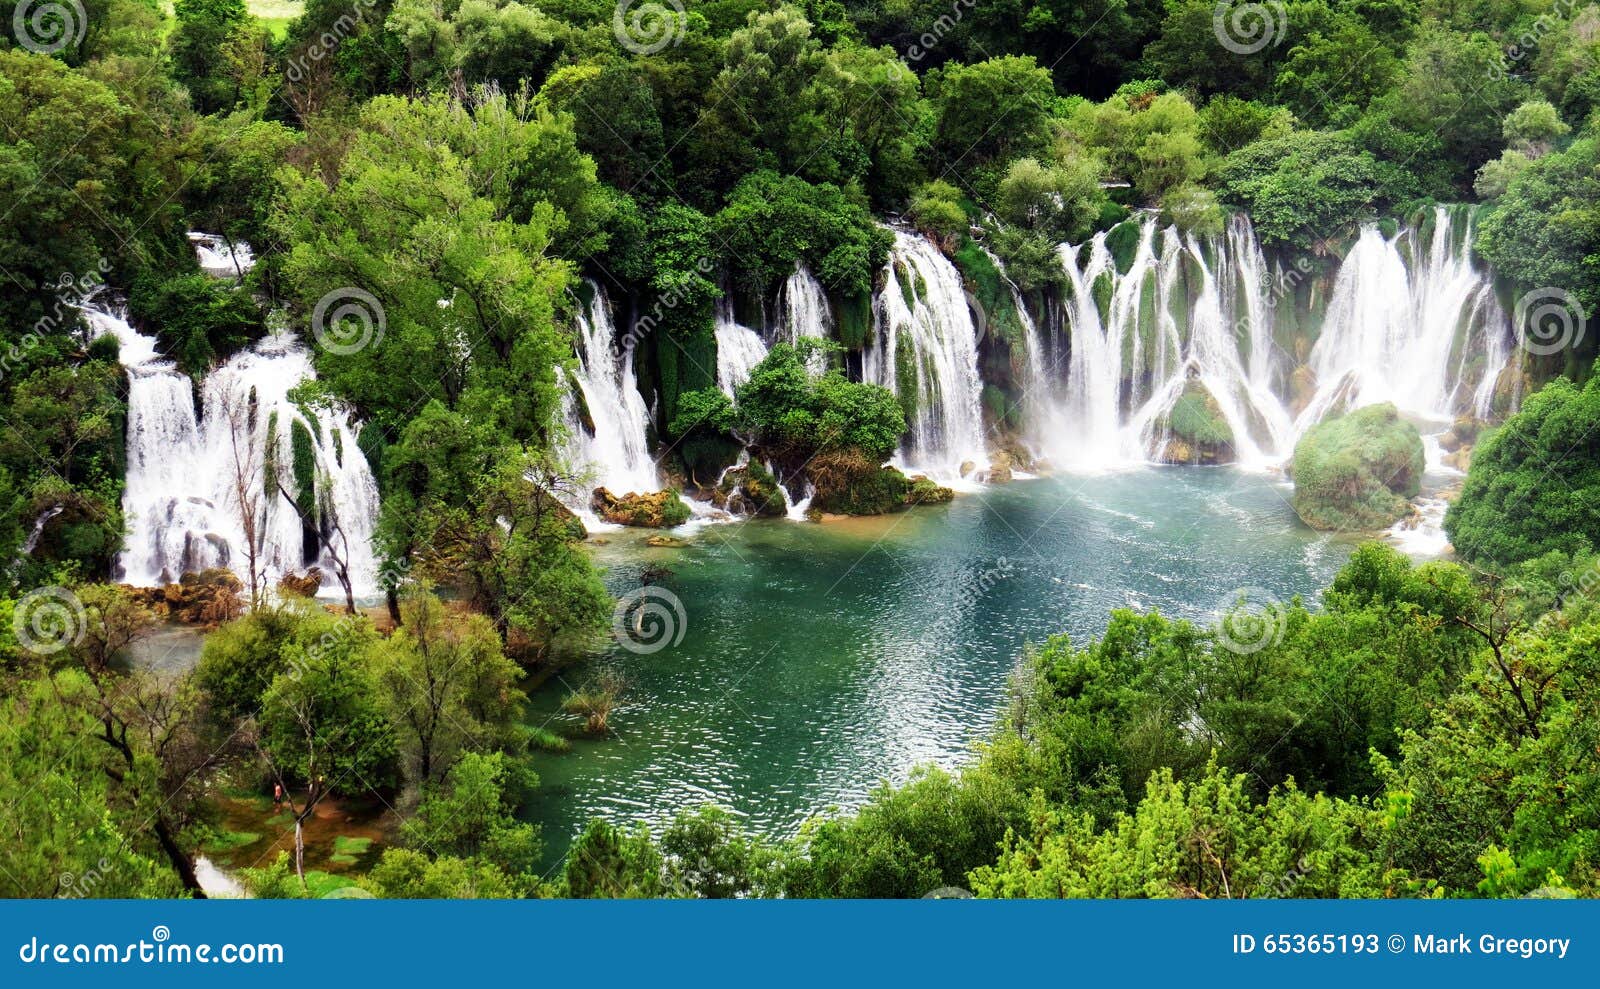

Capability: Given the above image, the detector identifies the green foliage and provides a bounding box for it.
[561,819,665,898]
[730,343,905,464]
[399,752,541,891]
[1291,403,1425,530]
[928,55,1057,178]
[906,180,968,244]
[128,273,264,375]
[169,0,253,114]
[1477,135,1600,315]
[374,591,527,786]
[257,612,399,795]
[713,170,889,300]
[1447,372,1600,564]
[1221,131,1391,251]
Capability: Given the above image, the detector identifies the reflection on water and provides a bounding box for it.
[524,467,1357,866]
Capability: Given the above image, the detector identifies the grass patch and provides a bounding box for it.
[328,834,374,866]
[529,726,571,753]
[249,0,302,38]
[202,829,261,854]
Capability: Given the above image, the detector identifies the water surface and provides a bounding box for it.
[525,467,1355,865]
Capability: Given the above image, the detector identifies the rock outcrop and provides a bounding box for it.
[591,488,691,528]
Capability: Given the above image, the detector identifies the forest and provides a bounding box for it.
[0,0,1597,899]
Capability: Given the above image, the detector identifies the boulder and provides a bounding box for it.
[712,462,788,517]
[122,567,245,626]
[591,488,691,528]
[904,475,955,506]
[1153,381,1236,465]
[277,567,323,598]
[1290,403,1425,531]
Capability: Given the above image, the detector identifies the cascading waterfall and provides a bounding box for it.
[780,263,833,344]
[187,231,254,280]
[864,230,988,482]
[94,303,380,595]
[1045,207,1516,470]
[714,299,768,397]
[557,281,660,500]
[1297,207,1513,430]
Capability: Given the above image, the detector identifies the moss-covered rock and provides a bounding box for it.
[591,488,692,528]
[1290,403,1424,531]
[1154,382,1236,465]
[713,461,788,517]
[904,475,955,505]
[806,450,952,515]
[122,568,245,626]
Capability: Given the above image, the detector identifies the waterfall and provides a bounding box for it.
[714,299,768,397]
[865,230,988,482]
[557,281,660,508]
[93,303,380,596]
[1043,208,1515,469]
[1297,206,1513,430]
[187,231,254,280]
[780,263,833,343]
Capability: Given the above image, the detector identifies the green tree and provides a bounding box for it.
[376,590,526,786]
[1446,372,1600,565]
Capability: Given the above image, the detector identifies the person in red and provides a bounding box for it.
[273,783,283,808]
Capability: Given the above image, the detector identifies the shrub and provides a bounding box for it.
[1291,404,1424,531]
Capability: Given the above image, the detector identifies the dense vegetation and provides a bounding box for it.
[2,0,1599,900]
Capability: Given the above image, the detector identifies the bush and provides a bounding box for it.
[127,272,264,375]
[1446,372,1600,564]
[1291,404,1424,530]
